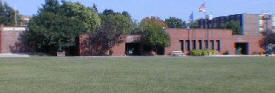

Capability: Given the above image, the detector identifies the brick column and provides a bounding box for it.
[0,25,3,53]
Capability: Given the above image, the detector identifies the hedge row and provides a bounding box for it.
[190,50,216,56]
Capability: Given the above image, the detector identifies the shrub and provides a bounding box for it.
[191,50,202,56]
[191,50,216,56]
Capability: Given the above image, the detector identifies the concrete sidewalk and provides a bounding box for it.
[0,53,30,58]
[209,55,275,57]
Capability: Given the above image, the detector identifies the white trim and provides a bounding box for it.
[3,27,26,32]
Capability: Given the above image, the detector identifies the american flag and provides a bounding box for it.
[189,12,194,22]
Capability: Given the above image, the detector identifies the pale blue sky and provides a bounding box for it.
[3,0,275,21]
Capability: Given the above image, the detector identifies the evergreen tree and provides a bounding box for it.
[0,0,21,26]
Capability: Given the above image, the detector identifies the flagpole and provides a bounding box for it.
[205,13,209,50]
[199,2,209,50]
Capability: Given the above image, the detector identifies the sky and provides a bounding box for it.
[3,0,275,21]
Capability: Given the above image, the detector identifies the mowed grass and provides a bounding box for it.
[0,57,275,93]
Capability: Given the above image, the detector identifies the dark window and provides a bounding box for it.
[199,40,202,49]
[204,40,208,49]
[186,40,190,51]
[193,40,196,50]
[216,40,221,51]
[211,40,215,50]
[179,40,184,52]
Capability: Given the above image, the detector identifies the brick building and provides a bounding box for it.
[197,14,275,55]
[0,26,268,56]
[0,26,26,53]
[78,28,265,56]
[198,14,275,34]
[1,13,274,56]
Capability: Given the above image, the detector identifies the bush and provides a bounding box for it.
[191,50,216,56]
[190,50,202,56]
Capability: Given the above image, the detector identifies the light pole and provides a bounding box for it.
[205,14,213,50]
[206,15,209,50]
[262,13,271,56]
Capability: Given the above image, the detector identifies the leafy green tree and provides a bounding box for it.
[102,9,114,15]
[91,9,134,55]
[140,17,171,54]
[260,32,275,52]
[165,17,186,28]
[25,0,101,54]
[188,20,199,28]
[92,4,98,12]
[264,32,275,44]
[122,11,130,17]
[225,20,242,35]
[129,20,142,35]
[0,0,21,26]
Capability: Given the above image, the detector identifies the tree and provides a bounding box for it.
[91,9,134,55]
[188,20,199,28]
[0,0,21,26]
[264,32,275,44]
[24,0,101,54]
[122,11,130,17]
[102,9,114,15]
[41,0,60,12]
[260,32,275,53]
[128,20,142,35]
[92,3,98,12]
[140,17,171,54]
[165,17,186,28]
[225,20,242,35]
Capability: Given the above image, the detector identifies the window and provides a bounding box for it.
[199,40,202,49]
[211,40,215,50]
[204,40,208,49]
[179,40,184,52]
[259,18,264,32]
[216,40,221,51]
[193,40,196,50]
[186,40,190,51]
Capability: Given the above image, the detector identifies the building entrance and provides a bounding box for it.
[235,43,249,55]
[125,43,142,56]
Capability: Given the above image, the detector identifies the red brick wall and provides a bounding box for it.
[79,35,126,56]
[0,30,25,53]
[79,34,92,56]
[79,28,265,56]
[165,28,235,55]
[234,35,265,54]
[0,27,2,52]
[110,41,126,56]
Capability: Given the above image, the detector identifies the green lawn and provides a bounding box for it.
[0,57,275,93]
